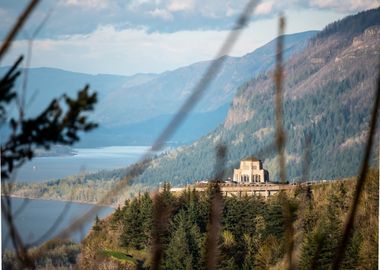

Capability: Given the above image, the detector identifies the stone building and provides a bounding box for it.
[233,157,269,183]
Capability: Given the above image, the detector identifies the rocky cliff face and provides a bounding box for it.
[224,96,254,129]
[349,25,380,57]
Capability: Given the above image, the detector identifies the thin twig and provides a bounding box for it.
[0,0,40,62]
[3,12,53,255]
[332,67,380,270]
[205,144,227,270]
[28,200,72,247]
[54,0,260,241]
[274,15,295,270]
[2,197,29,249]
[20,10,52,120]
[150,192,171,270]
[151,0,259,152]
[1,196,35,269]
[274,15,287,184]
[56,159,150,239]
[302,134,312,183]
[12,198,30,221]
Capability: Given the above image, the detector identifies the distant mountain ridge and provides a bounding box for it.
[99,30,317,126]
[0,31,316,146]
[135,7,380,186]
[7,8,380,203]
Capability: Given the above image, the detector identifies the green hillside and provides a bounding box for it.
[77,170,378,269]
[5,9,380,204]
[136,7,380,186]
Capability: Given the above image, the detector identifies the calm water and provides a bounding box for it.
[15,146,150,182]
[2,146,151,251]
[2,197,114,251]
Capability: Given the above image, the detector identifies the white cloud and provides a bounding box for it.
[149,8,173,20]
[1,7,349,76]
[128,0,151,11]
[255,1,275,15]
[59,0,108,9]
[225,3,239,17]
[309,0,379,12]
[3,22,268,75]
[3,0,375,39]
[167,0,194,12]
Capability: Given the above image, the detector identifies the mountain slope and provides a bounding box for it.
[78,103,230,147]
[0,67,157,119]
[97,31,317,126]
[1,31,316,146]
[136,8,380,186]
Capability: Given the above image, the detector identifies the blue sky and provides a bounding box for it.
[0,0,378,75]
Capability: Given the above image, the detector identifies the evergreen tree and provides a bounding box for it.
[165,224,192,270]
[110,205,123,230]
[121,198,146,249]
[140,192,153,246]
[300,190,343,269]
[219,230,237,269]
[92,215,101,232]
[254,235,281,270]
[341,231,362,270]
[165,210,202,270]
[242,234,256,270]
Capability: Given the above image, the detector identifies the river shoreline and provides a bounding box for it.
[2,196,115,251]
[4,194,117,209]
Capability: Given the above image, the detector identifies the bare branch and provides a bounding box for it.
[205,144,227,270]
[1,196,35,269]
[20,10,53,120]
[332,65,380,270]
[0,0,40,62]
[150,192,171,270]
[301,134,312,183]
[274,15,287,184]
[151,0,260,152]
[55,0,261,241]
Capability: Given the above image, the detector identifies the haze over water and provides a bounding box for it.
[16,146,150,182]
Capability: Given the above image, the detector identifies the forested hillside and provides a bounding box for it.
[6,162,152,206]
[136,8,380,186]
[3,169,378,269]
[7,9,380,204]
[75,170,378,269]
[8,9,380,203]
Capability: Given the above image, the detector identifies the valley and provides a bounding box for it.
[1,5,379,269]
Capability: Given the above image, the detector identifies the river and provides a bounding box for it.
[2,146,150,251]
[15,146,150,182]
[2,197,113,251]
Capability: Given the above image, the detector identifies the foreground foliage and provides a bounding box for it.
[2,239,80,270]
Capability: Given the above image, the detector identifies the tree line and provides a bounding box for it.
[78,169,378,269]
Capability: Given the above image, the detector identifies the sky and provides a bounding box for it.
[0,0,378,76]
